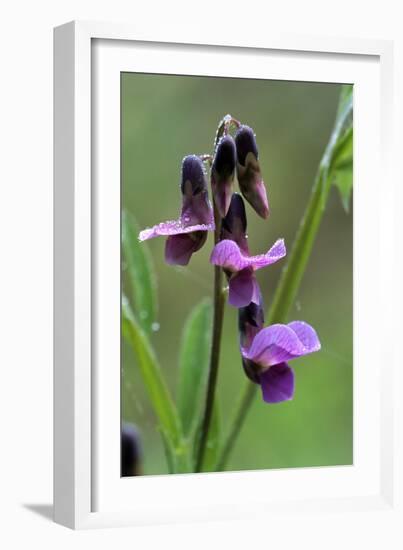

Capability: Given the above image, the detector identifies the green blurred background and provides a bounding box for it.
[121,73,353,474]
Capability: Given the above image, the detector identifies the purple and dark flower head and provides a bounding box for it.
[211,135,237,218]
[210,194,286,308]
[239,311,321,403]
[139,155,215,266]
[235,125,269,219]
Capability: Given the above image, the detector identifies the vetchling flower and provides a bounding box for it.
[239,308,321,403]
[234,125,269,219]
[139,155,215,265]
[211,134,237,218]
[210,193,285,307]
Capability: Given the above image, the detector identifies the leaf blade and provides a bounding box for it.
[122,211,157,334]
[322,84,353,210]
[122,298,188,470]
[331,126,353,212]
[177,299,213,437]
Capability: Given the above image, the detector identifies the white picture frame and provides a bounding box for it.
[54,20,401,531]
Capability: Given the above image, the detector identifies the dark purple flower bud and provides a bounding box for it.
[180,155,212,226]
[239,293,265,383]
[238,290,264,349]
[121,423,142,476]
[221,193,248,254]
[235,125,269,219]
[180,154,208,197]
[211,135,237,217]
[139,155,215,266]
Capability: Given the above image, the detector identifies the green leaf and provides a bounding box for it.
[331,126,353,212]
[321,84,353,210]
[201,401,220,472]
[336,84,353,119]
[122,210,157,334]
[177,299,213,437]
[122,298,190,471]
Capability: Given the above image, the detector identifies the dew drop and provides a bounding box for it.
[151,322,160,332]
[140,310,148,320]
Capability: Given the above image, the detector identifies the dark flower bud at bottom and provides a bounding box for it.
[234,125,269,219]
[121,423,142,476]
[211,135,237,217]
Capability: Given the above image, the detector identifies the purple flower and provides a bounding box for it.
[139,155,215,265]
[234,125,269,219]
[211,135,237,218]
[240,319,321,403]
[210,200,286,307]
[210,194,285,307]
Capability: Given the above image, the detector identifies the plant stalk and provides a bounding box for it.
[195,201,225,472]
[216,381,256,471]
[195,115,240,472]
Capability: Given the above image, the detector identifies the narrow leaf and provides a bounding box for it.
[321,84,353,210]
[177,299,213,437]
[122,298,183,454]
[122,210,157,334]
[331,127,353,212]
[336,84,353,119]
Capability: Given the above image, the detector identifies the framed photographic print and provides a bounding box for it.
[54,21,401,532]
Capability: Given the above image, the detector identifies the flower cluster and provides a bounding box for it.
[139,116,320,403]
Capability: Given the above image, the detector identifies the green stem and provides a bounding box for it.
[216,162,330,471]
[195,201,225,472]
[195,114,238,472]
[216,382,256,471]
[268,165,328,324]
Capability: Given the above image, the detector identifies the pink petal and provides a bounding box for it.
[165,232,207,266]
[212,178,233,218]
[139,218,215,241]
[210,238,286,273]
[287,321,321,353]
[243,321,320,368]
[260,363,295,403]
[228,269,260,308]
